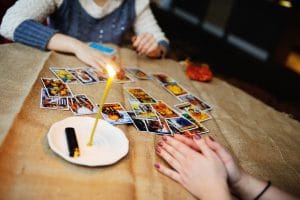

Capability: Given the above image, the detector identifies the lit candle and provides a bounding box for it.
[87,65,116,146]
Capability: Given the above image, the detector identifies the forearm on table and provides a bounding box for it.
[231,171,297,200]
[47,33,84,54]
[0,0,60,41]
[200,181,232,200]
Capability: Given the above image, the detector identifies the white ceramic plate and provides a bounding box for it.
[47,116,129,166]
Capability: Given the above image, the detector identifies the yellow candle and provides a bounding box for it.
[87,65,116,146]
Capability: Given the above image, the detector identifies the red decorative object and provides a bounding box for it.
[184,59,213,82]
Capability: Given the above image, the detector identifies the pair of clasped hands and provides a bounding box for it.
[154,134,298,200]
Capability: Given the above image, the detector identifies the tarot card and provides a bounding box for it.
[151,73,176,84]
[127,112,148,132]
[114,74,134,83]
[167,122,181,134]
[86,67,108,82]
[125,66,151,80]
[178,94,212,111]
[57,97,69,110]
[151,100,179,118]
[188,124,209,135]
[163,82,188,97]
[101,102,132,124]
[181,113,209,135]
[40,88,58,109]
[179,124,209,138]
[126,87,157,104]
[67,68,97,85]
[145,119,172,135]
[49,67,78,84]
[185,105,212,122]
[166,117,197,132]
[128,98,157,120]
[68,94,97,115]
[89,42,116,55]
[41,78,73,97]
[174,102,192,113]
[159,117,173,135]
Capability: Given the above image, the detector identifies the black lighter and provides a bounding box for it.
[65,127,80,157]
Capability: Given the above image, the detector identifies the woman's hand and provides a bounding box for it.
[132,33,164,58]
[73,42,124,78]
[155,135,231,200]
[173,134,244,188]
[47,33,124,77]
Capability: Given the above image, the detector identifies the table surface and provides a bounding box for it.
[0,43,300,199]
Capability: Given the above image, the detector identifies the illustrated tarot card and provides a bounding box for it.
[114,74,134,83]
[181,113,209,135]
[185,105,212,122]
[126,87,157,104]
[40,88,58,109]
[68,94,97,115]
[125,66,151,80]
[101,102,132,124]
[41,78,73,97]
[166,117,197,132]
[163,82,188,97]
[128,98,157,120]
[178,94,212,111]
[151,73,176,84]
[174,102,192,113]
[127,112,148,132]
[145,119,172,135]
[49,67,78,84]
[167,121,181,134]
[57,97,69,110]
[151,100,179,118]
[66,68,97,85]
[85,67,108,82]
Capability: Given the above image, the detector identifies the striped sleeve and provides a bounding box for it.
[14,20,58,50]
[0,0,62,41]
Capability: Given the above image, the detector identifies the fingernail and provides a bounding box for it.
[156,146,161,153]
[209,136,215,141]
[158,141,163,147]
[154,163,160,169]
[162,136,167,141]
[193,134,201,140]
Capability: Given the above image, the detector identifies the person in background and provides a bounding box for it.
[0,0,169,75]
[155,134,298,200]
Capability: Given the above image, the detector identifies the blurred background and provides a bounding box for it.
[151,0,300,121]
[1,0,300,120]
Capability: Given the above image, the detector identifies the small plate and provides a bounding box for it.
[47,116,129,166]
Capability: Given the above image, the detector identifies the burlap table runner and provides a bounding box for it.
[0,43,50,145]
[0,44,299,199]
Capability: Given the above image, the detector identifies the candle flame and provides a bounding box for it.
[106,64,116,77]
[279,0,292,8]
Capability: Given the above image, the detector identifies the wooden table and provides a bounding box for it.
[0,43,300,199]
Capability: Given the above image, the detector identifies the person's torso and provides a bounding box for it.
[49,0,136,44]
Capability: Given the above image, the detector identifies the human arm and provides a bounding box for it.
[0,0,61,46]
[132,0,169,58]
[155,135,231,200]
[47,33,124,75]
[0,0,123,74]
[174,134,298,200]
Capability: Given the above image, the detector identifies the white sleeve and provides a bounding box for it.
[134,0,169,43]
[0,0,63,40]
